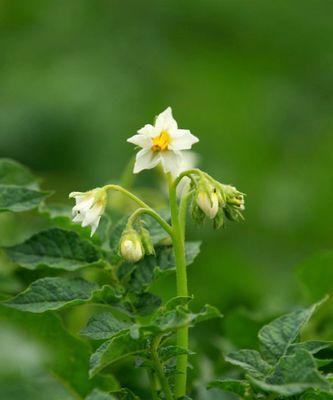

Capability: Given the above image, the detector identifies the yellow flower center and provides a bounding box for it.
[151,131,170,152]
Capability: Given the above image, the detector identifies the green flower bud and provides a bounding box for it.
[140,226,155,256]
[120,229,144,263]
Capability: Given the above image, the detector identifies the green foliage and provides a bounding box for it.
[5,228,102,271]
[210,299,333,399]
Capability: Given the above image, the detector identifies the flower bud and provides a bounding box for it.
[120,230,144,263]
[140,226,155,256]
[196,189,219,219]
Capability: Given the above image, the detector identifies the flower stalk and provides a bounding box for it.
[168,173,189,398]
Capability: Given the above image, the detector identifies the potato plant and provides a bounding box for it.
[0,108,332,400]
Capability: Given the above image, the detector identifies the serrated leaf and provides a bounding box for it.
[89,332,147,377]
[258,299,326,364]
[0,185,51,212]
[225,349,271,379]
[5,228,102,271]
[3,277,120,313]
[250,349,330,396]
[0,304,116,397]
[207,379,248,396]
[125,241,201,292]
[81,311,130,340]
[86,389,115,400]
[0,158,38,187]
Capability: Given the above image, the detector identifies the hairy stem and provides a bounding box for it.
[127,207,173,236]
[151,336,174,400]
[168,173,189,398]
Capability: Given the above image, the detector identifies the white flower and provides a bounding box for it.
[127,107,199,177]
[197,190,219,219]
[69,188,107,236]
[120,232,144,263]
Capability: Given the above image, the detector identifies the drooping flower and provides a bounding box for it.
[69,188,107,236]
[127,107,199,176]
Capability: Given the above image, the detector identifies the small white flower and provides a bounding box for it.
[69,188,107,236]
[127,107,199,177]
[197,190,219,219]
[120,232,144,263]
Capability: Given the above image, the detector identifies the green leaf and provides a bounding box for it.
[225,349,271,379]
[5,228,102,271]
[81,311,130,340]
[0,304,117,397]
[89,332,147,377]
[124,241,201,292]
[287,341,333,355]
[207,379,249,396]
[301,390,333,399]
[297,251,333,301]
[165,296,193,310]
[129,292,162,316]
[86,389,115,400]
[3,277,121,313]
[110,388,141,400]
[0,185,51,212]
[159,345,195,362]
[258,299,326,364]
[146,304,222,334]
[250,349,330,396]
[0,158,38,187]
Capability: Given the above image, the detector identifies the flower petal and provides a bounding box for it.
[137,124,158,138]
[133,148,160,174]
[160,150,182,177]
[169,129,199,151]
[73,196,94,213]
[82,203,103,228]
[90,216,101,236]
[155,107,178,132]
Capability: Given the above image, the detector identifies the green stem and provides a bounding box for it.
[173,168,204,189]
[179,189,193,240]
[168,173,189,398]
[127,207,173,236]
[148,370,159,400]
[151,336,174,400]
[103,184,150,209]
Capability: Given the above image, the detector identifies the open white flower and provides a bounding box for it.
[69,188,107,236]
[127,107,199,176]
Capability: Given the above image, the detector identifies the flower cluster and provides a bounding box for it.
[69,107,245,242]
[191,175,245,229]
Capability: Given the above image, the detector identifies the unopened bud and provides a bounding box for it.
[140,226,155,256]
[196,190,219,219]
[120,230,144,263]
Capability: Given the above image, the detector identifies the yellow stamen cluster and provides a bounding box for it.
[151,131,170,152]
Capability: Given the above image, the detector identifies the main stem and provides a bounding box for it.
[168,174,189,398]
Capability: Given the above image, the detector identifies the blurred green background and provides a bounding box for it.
[1,0,333,398]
